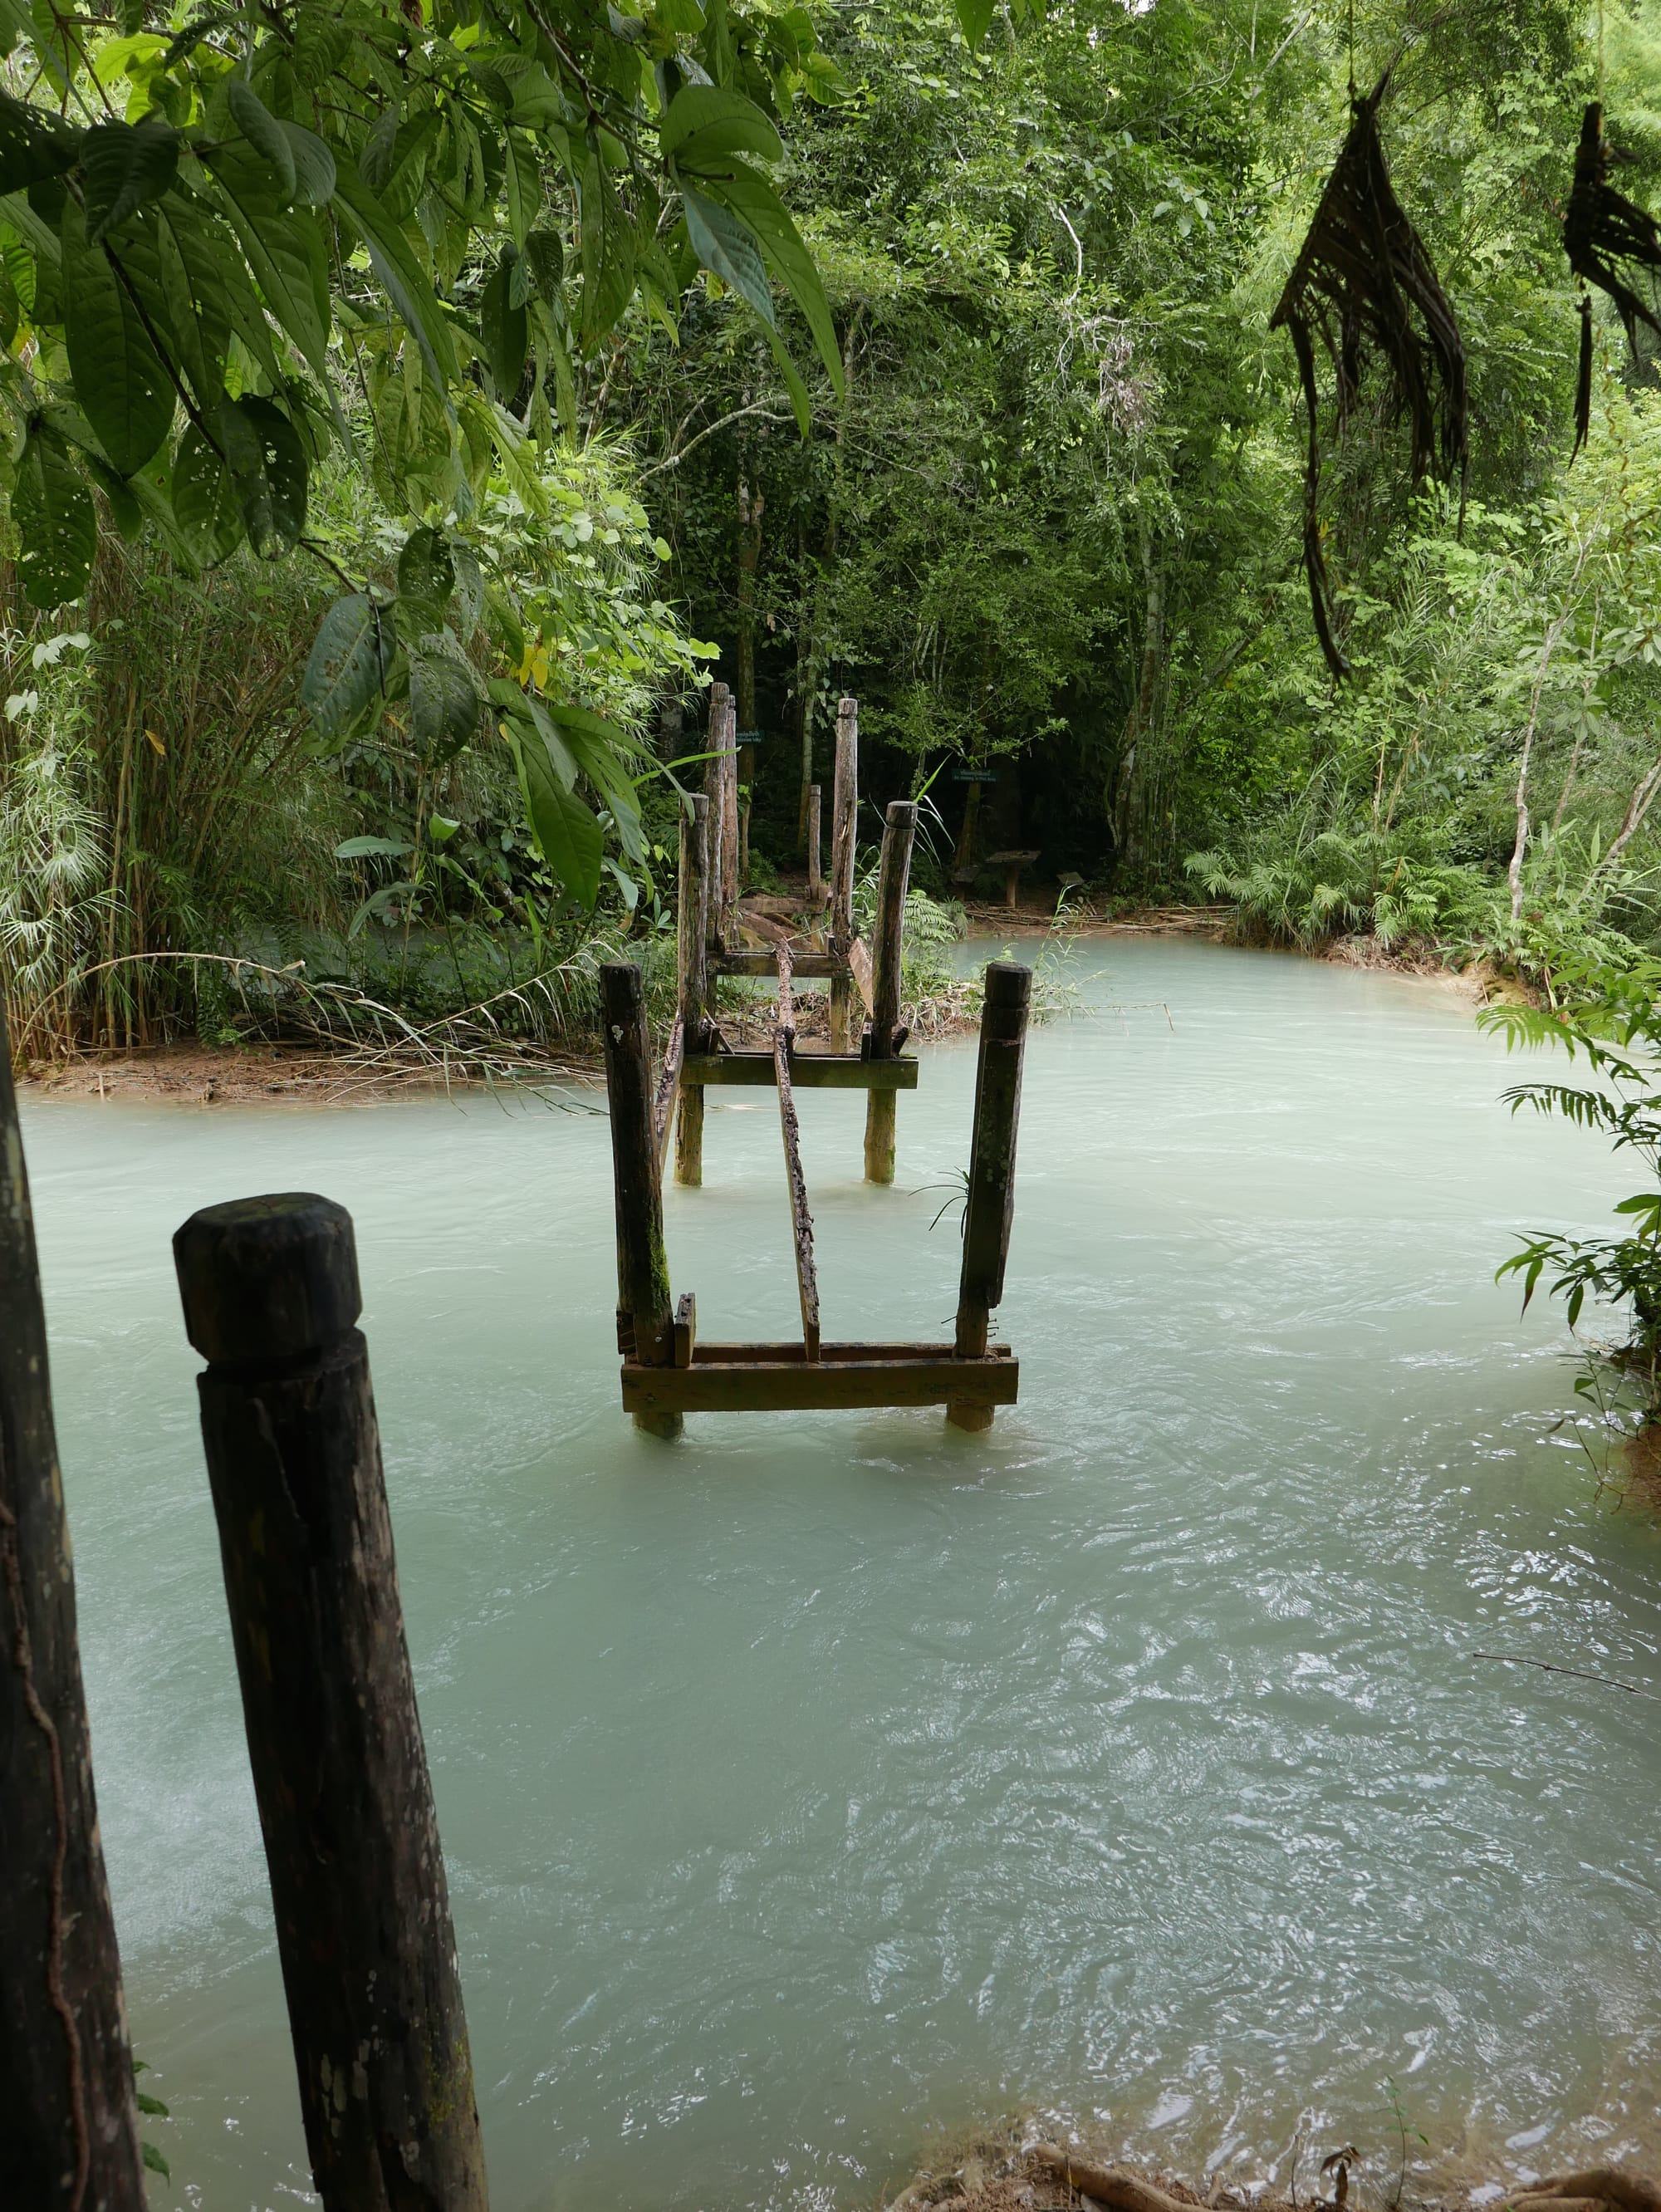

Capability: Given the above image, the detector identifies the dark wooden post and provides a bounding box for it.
[864,799,917,1185]
[1,1014,146,2212]
[806,784,824,907]
[949,961,1031,1431]
[675,794,710,1189]
[828,696,858,1050]
[600,961,682,1440]
[703,681,729,942]
[717,692,740,948]
[171,1194,488,2212]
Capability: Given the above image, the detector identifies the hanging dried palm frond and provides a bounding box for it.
[1271,75,1467,680]
[1563,102,1661,459]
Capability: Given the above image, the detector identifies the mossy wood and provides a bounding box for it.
[621,1346,1018,1415]
[600,961,681,1439]
[172,1193,488,2212]
[865,800,919,1185]
[950,961,1032,1431]
[684,1051,919,1090]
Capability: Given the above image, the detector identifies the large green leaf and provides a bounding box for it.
[207,148,331,378]
[301,592,395,737]
[479,242,528,399]
[333,154,458,390]
[156,192,275,391]
[60,199,174,474]
[397,523,456,623]
[140,200,230,410]
[506,720,604,905]
[698,162,842,391]
[662,83,782,169]
[218,394,306,557]
[226,81,296,204]
[682,184,772,326]
[279,120,336,208]
[171,424,244,566]
[503,129,541,248]
[409,640,482,761]
[13,421,94,606]
[0,92,76,195]
[953,0,996,46]
[578,138,635,350]
[81,118,177,243]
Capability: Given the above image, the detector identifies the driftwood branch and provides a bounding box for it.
[1031,2147,1190,2212]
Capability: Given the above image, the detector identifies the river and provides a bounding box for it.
[22,936,1661,2210]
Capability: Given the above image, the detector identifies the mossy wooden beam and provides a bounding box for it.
[622,1347,1018,1415]
[683,1052,918,1091]
[601,960,681,1439]
[949,959,1031,1433]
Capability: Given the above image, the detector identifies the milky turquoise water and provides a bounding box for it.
[21,937,1661,2212]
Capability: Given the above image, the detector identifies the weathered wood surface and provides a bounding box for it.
[718,690,741,946]
[713,949,844,978]
[675,792,712,1187]
[951,959,1031,1431]
[1,1010,146,2212]
[847,934,875,1016]
[683,1052,919,1091]
[773,941,822,1361]
[653,1011,684,1172]
[172,1194,488,2212]
[865,801,918,1184]
[702,681,729,934]
[622,1351,1018,1415]
[692,1339,1012,1366]
[674,1292,697,1369]
[806,782,824,905]
[829,696,858,1047]
[601,961,681,1438]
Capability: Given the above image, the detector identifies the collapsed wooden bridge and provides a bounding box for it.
[601,689,1031,1438]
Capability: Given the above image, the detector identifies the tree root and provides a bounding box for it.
[1031,2146,1194,2212]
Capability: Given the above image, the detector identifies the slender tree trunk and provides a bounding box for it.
[735,473,764,734]
[1110,530,1165,874]
[797,302,866,844]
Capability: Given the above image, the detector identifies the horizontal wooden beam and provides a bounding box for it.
[713,950,845,978]
[683,1052,918,1091]
[691,1340,1012,1366]
[620,1348,1018,1415]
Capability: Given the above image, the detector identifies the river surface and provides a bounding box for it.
[21,937,1661,2212]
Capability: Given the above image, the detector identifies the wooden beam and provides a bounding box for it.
[702,682,728,934]
[690,1340,1012,1366]
[654,1010,684,1173]
[714,949,844,978]
[718,689,740,946]
[674,1292,697,1368]
[684,1052,919,1091]
[864,800,918,1184]
[829,696,858,1048]
[1,1004,147,2212]
[622,1351,1019,1415]
[950,959,1031,1432]
[847,934,875,1017]
[676,794,711,1186]
[600,961,681,1439]
[774,940,821,1360]
[173,1196,488,2212]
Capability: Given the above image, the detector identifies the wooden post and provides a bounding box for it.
[703,681,729,940]
[773,939,821,1361]
[718,691,741,947]
[828,696,858,1050]
[676,793,710,1188]
[600,960,682,1440]
[948,961,1031,1432]
[806,783,824,907]
[171,1194,488,2212]
[737,731,756,891]
[864,799,918,1185]
[1,1011,147,2212]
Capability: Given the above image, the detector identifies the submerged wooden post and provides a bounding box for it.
[172,1194,488,2212]
[806,783,824,907]
[1,1011,147,2212]
[828,696,858,1050]
[864,799,917,1185]
[676,793,711,1187]
[601,960,682,1439]
[948,960,1031,1432]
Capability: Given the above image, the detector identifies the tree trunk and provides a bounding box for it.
[796,303,866,844]
[736,473,764,734]
[1110,530,1166,876]
[1,1004,146,2212]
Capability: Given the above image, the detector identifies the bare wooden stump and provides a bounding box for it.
[1,1010,146,2212]
[601,960,682,1439]
[948,960,1031,1431]
[172,1194,488,2212]
[864,799,917,1185]
[675,794,711,1187]
[829,697,858,1051]
[806,783,824,907]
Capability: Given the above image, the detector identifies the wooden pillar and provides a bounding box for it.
[828,696,858,1050]
[171,1194,488,2212]
[703,681,729,941]
[718,692,740,947]
[864,799,917,1185]
[600,961,682,1440]
[675,794,710,1189]
[948,960,1031,1432]
[737,732,756,891]
[806,784,823,908]
[1,1012,147,2212]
